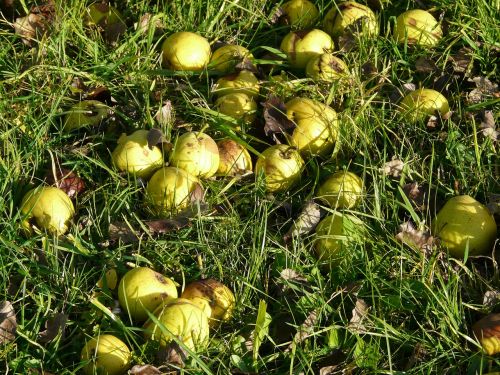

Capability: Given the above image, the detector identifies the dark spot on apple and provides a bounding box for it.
[407,18,418,27]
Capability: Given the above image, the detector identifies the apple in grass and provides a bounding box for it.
[209,44,254,73]
[305,53,349,82]
[316,171,363,209]
[399,88,449,122]
[280,29,335,69]
[215,93,258,125]
[323,1,378,38]
[217,139,253,176]
[394,9,442,47]
[213,70,260,98]
[280,0,319,29]
[161,31,211,71]
[81,334,131,375]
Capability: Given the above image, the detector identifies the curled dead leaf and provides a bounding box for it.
[286,309,319,351]
[0,301,16,344]
[395,221,435,255]
[129,364,163,375]
[380,157,404,178]
[45,167,85,198]
[135,13,164,35]
[348,298,369,333]
[473,314,500,355]
[467,76,500,105]
[270,7,286,25]
[38,313,67,343]
[479,110,498,141]
[155,100,174,127]
[283,200,322,243]
[415,57,437,74]
[262,96,296,141]
[483,290,500,308]
[158,342,187,367]
[13,1,55,46]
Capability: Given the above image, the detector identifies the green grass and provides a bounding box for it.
[0,0,499,373]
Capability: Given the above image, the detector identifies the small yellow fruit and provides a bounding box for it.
[181,279,236,324]
[280,0,319,29]
[305,53,349,82]
[111,130,164,179]
[314,213,365,267]
[144,298,210,351]
[118,267,178,322]
[323,2,378,38]
[213,70,260,98]
[280,29,334,70]
[209,45,254,74]
[169,132,220,178]
[317,171,363,209]
[85,3,125,29]
[146,167,200,214]
[81,334,131,375]
[97,268,119,290]
[161,31,211,71]
[473,314,500,355]
[431,195,497,258]
[215,93,258,124]
[217,139,253,176]
[63,100,108,132]
[286,97,338,157]
[255,144,304,193]
[20,186,75,235]
[399,88,449,122]
[394,9,442,47]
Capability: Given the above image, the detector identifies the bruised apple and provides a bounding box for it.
[209,44,253,73]
[255,145,304,192]
[394,9,442,47]
[323,1,378,38]
[280,29,334,69]
[280,0,319,29]
[217,139,253,176]
[399,88,449,122]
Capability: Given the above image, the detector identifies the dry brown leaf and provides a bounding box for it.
[389,83,416,104]
[135,13,164,35]
[129,364,163,375]
[262,96,296,141]
[270,6,286,25]
[380,157,404,177]
[348,298,369,333]
[286,310,319,351]
[483,290,500,307]
[449,47,473,74]
[38,313,67,343]
[283,200,322,243]
[415,57,437,73]
[479,110,498,141]
[144,217,190,234]
[45,167,85,198]
[13,1,55,46]
[109,222,141,244]
[0,301,16,344]
[402,182,428,211]
[487,193,500,215]
[473,314,500,345]
[467,76,500,104]
[157,342,187,367]
[155,100,174,126]
[395,221,435,255]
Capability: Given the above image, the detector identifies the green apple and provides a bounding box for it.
[20,186,75,235]
[81,334,131,375]
[323,2,378,37]
[169,132,220,178]
[215,93,258,124]
[213,70,260,98]
[317,171,363,209]
[399,88,449,122]
[162,31,211,71]
[280,0,319,29]
[255,144,304,192]
[431,195,497,258]
[144,298,209,350]
[63,100,108,132]
[394,9,442,47]
[146,167,200,214]
[85,3,125,28]
[286,97,338,157]
[280,29,335,69]
[305,53,349,82]
[118,267,178,322]
[209,44,254,73]
[217,139,253,176]
[111,130,164,179]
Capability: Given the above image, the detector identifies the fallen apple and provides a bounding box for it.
[286,97,338,157]
[473,314,500,355]
[213,70,260,98]
[217,139,253,176]
[305,53,349,82]
[431,195,497,258]
[181,279,236,324]
[280,0,319,29]
[169,131,220,178]
[144,298,210,351]
[399,88,449,122]
[314,213,365,267]
[323,1,378,38]
[316,171,363,209]
[215,93,258,125]
[81,334,131,375]
[146,167,201,214]
[161,31,211,71]
[85,3,125,29]
[63,100,108,132]
[394,9,442,47]
[97,268,119,290]
[255,144,304,193]
[111,130,164,179]
[118,267,178,322]
[20,186,75,235]
[209,44,254,73]
[280,29,335,69]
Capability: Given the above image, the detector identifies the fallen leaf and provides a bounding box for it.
[487,193,500,215]
[147,128,168,150]
[287,309,319,350]
[395,221,435,255]
[467,76,500,104]
[38,313,67,343]
[144,217,190,234]
[415,57,437,74]
[109,222,141,244]
[449,47,473,74]
[479,110,498,141]
[283,200,322,243]
[262,96,296,140]
[159,342,187,367]
[402,182,428,211]
[45,167,85,198]
[380,157,404,178]
[348,298,369,333]
[473,313,500,353]
[483,290,500,308]
[13,1,55,46]
[130,364,163,375]
[190,183,205,204]
[270,6,285,25]
[0,301,16,344]
[361,61,378,79]
[155,101,174,126]
[234,58,259,75]
[404,343,428,370]
[389,83,416,104]
[135,13,164,35]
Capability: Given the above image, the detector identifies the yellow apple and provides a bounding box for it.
[118,267,178,322]
[286,97,338,157]
[85,3,125,29]
[305,53,349,82]
[111,130,164,179]
[20,186,75,235]
[280,0,319,29]
[217,139,253,176]
[213,70,260,98]
[317,171,363,209]
[81,334,131,375]
[280,29,334,69]
[399,88,449,122]
[144,298,209,351]
[169,132,220,178]
[209,44,254,73]
[215,93,258,124]
[63,100,108,132]
[394,9,442,47]
[97,268,119,290]
[161,31,211,71]
[323,2,378,37]
[431,195,497,258]
[255,144,304,192]
[145,167,200,214]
